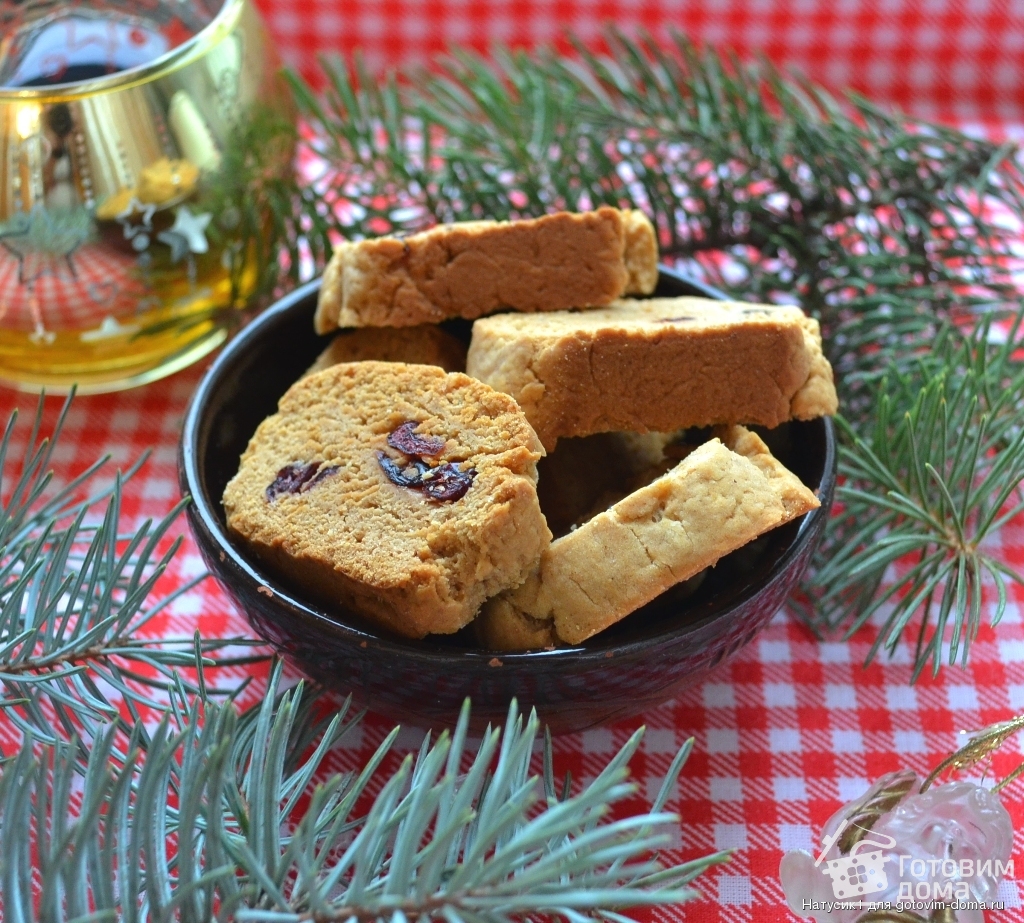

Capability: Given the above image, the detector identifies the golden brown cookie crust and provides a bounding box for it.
[304,325,467,376]
[475,427,819,650]
[466,297,838,450]
[223,361,551,639]
[314,208,659,331]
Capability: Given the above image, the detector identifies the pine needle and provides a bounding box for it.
[0,672,728,920]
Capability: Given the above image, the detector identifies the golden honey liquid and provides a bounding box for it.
[0,272,257,393]
[0,230,261,393]
[0,0,288,392]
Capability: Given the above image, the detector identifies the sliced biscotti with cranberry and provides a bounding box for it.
[466,296,838,450]
[313,207,658,332]
[222,361,551,639]
[305,325,467,377]
[474,426,819,650]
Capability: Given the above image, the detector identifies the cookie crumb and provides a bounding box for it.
[488,657,503,667]
[257,585,274,597]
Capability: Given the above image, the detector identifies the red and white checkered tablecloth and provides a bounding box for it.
[3,329,1024,923]
[253,0,1024,124]
[4,2,1024,920]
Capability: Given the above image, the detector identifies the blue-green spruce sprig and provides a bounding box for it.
[801,310,1024,678]
[287,31,1023,411]
[0,393,266,753]
[0,659,728,922]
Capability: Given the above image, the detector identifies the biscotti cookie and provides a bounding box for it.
[466,296,838,450]
[223,361,551,639]
[305,325,467,377]
[314,207,658,332]
[475,426,819,650]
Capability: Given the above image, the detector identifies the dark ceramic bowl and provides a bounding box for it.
[179,267,836,733]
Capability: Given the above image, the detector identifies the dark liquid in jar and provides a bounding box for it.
[16,62,125,87]
[0,7,207,89]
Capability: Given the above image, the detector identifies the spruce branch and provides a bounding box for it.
[0,662,727,921]
[9,32,1024,913]
[0,394,267,751]
[288,32,1023,353]
[285,31,1024,413]
[800,311,1024,678]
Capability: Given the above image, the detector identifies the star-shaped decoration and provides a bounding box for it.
[165,205,211,255]
[80,315,139,343]
[114,197,156,257]
[157,230,189,263]
[116,196,156,229]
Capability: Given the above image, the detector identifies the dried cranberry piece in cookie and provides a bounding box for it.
[387,421,445,457]
[421,463,476,501]
[380,421,472,501]
[266,462,318,499]
[266,462,338,500]
[377,452,426,488]
[306,465,340,490]
[377,451,475,502]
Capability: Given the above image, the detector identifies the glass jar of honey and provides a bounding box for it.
[0,0,294,392]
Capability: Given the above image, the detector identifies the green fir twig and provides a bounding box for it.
[0,393,723,919]
[4,27,1024,918]
[0,393,268,751]
[800,312,1024,678]
[0,662,728,921]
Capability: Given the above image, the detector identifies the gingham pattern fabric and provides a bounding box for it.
[2,355,1023,922]
[0,242,148,333]
[3,3,1024,919]
[254,0,1024,123]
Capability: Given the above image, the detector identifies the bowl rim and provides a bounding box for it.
[180,268,837,666]
[0,0,243,98]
